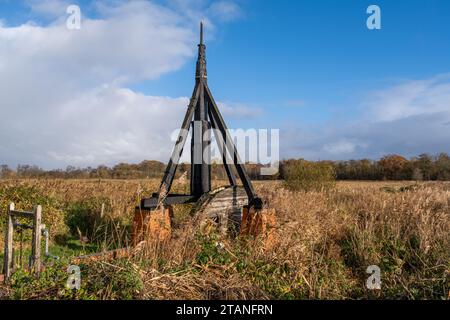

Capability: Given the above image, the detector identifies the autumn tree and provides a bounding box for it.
[379,155,409,180]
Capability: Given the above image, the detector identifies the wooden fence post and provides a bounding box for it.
[31,205,42,275]
[3,203,14,282]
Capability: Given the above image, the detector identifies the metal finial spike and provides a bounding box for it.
[200,21,204,45]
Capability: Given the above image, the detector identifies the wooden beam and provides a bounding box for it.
[205,84,262,208]
[141,194,197,209]
[31,205,42,275]
[10,210,34,219]
[157,83,200,200]
[208,106,237,187]
[3,203,14,282]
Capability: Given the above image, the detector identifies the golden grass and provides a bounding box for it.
[0,179,449,299]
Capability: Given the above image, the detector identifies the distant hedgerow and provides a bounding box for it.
[282,160,336,192]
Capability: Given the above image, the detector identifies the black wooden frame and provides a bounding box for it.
[141,23,262,210]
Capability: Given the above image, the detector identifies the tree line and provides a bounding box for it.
[1,153,449,181]
[331,153,450,181]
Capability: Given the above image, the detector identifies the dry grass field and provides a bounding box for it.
[0,179,449,300]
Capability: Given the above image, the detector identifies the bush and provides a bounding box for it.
[81,259,143,300]
[65,201,100,239]
[196,233,232,266]
[7,259,143,300]
[64,199,130,249]
[0,184,67,238]
[8,261,96,300]
[282,160,336,192]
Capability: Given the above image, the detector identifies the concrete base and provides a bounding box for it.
[132,206,173,246]
[240,207,277,249]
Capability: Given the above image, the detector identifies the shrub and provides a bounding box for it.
[8,261,96,300]
[7,259,143,300]
[0,184,67,238]
[282,160,336,192]
[65,201,97,238]
[195,233,232,266]
[64,199,130,249]
[81,259,143,300]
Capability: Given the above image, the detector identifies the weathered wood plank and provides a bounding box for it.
[197,187,249,235]
[31,205,42,275]
[10,210,34,219]
[3,203,14,281]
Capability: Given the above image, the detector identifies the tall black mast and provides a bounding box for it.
[191,21,211,197]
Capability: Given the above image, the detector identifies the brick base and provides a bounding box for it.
[132,206,173,246]
[240,207,277,249]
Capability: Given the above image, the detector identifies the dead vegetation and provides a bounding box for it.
[0,179,449,300]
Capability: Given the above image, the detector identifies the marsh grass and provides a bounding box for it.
[0,179,448,300]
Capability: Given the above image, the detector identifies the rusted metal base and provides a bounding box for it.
[240,206,277,249]
[132,206,173,246]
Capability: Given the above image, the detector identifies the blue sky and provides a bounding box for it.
[149,0,450,126]
[0,0,449,168]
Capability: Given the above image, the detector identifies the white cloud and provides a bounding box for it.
[323,140,359,155]
[208,1,243,22]
[366,74,450,122]
[41,86,189,166]
[27,0,71,18]
[282,74,450,160]
[0,0,250,169]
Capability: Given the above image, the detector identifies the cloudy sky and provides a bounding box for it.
[0,0,449,169]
